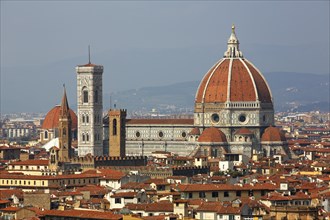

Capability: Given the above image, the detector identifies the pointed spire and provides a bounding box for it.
[88,45,91,64]
[224,24,243,58]
[60,84,70,117]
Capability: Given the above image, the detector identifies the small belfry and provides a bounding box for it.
[58,85,73,161]
[224,24,243,58]
[108,108,127,157]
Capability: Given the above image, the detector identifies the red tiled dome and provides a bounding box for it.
[189,127,201,135]
[195,58,272,104]
[195,25,272,105]
[234,127,253,135]
[42,106,77,130]
[198,127,227,143]
[261,126,286,142]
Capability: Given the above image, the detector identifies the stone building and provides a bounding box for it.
[76,61,103,157]
[101,25,288,160]
[39,25,288,161]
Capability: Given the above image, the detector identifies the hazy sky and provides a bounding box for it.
[1,1,329,113]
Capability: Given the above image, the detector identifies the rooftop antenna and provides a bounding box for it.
[109,95,112,110]
[88,45,91,64]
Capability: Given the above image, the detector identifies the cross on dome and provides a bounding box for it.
[224,24,243,58]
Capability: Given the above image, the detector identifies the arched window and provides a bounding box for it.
[86,133,89,142]
[82,134,85,141]
[44,131,48,139]
[94,90,98,103]
[82,87,88,103]
[113,119,117,135]
[82,115,85,123]
[86,115,89,123]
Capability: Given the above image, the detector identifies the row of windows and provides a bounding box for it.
[1,178,98,187]
[82,133,90,142]
[81,114,102,124]
[133,131,187,138]
[11,165,45,170]
[81,133,101,142]
[188,190,261,198]
[2,179,44,186]
[58,178,96,185]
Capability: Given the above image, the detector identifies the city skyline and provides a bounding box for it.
[1,1,329,113]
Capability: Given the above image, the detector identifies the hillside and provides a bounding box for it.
[108,72,329,113]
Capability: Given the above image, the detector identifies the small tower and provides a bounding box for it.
[76,52,103,156]
[223,24,243,58]
[58,86,72,161]
[109,109,127,157]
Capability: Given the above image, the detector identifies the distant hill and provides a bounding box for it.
[1,43,328,114]
[108,72,329,113]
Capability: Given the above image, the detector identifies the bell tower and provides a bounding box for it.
[76,53,103,156]
[109,109,126,157]
[58,86,72,161]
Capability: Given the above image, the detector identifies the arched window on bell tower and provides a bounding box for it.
[82,87,88,103]
[113,119,117,135]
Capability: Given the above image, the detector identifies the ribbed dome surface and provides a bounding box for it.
[195,58,272,104]
[42,106,77,130]
[198,127,227,143]
[261,126,286,142]
[234,127,253,135]
[189,127,201,135]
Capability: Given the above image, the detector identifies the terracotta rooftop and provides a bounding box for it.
[195,58,272,104]
[9,159,49,166]
[42,105,77,130]
[198,127,227,143]
[261,126,286,142]
[111,192,137,198]
[234,127,253,135]
[40,209,122,220]
[189,127,201,135]
[126,201,173,212]
[0,206,22,212]
[0,189,23,200]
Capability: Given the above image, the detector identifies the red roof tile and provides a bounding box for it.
[9,159,49,166]
[42,106,77,130]
[40,209,122,219]
[261,126,286,142]
[198,127,227,143]
[195,58,272,104]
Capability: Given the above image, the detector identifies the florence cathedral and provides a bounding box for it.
[40,25,289,163]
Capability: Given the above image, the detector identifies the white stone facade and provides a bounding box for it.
[76,65,103,156]
[124,121,196,156]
